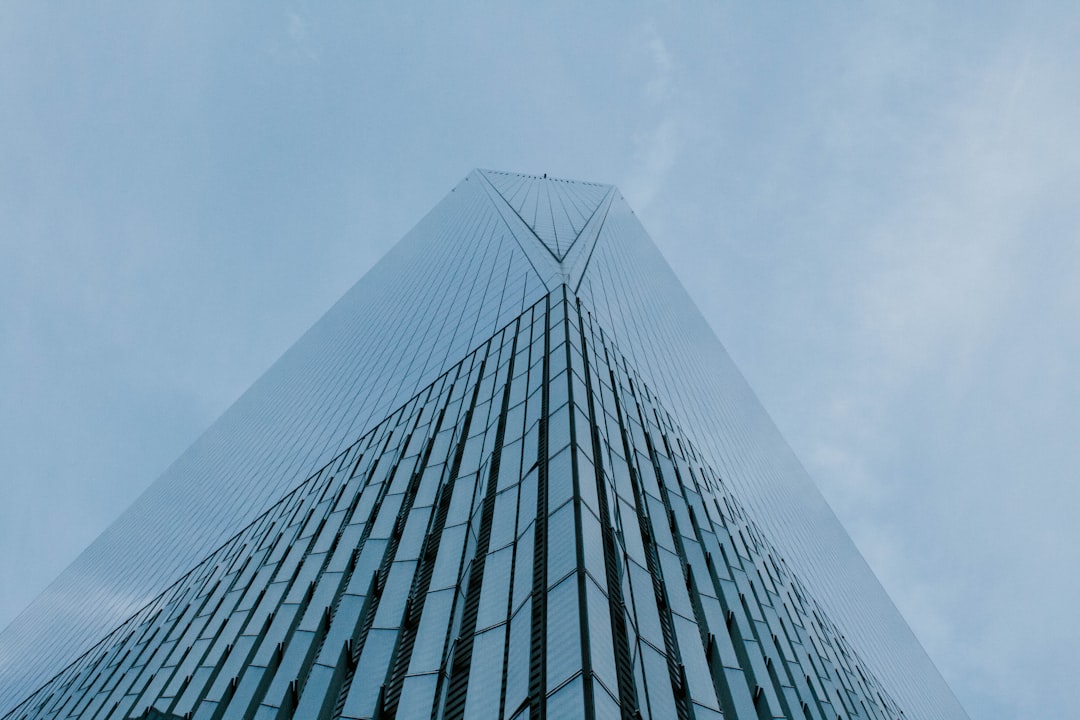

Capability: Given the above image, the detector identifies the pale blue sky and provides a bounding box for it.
[3,3,1078,718]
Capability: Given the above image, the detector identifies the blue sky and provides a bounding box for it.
[2,3,1078,717]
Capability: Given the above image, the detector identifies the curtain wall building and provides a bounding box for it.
[0,171,967,720]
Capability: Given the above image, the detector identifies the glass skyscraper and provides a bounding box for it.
[0,171,968,719]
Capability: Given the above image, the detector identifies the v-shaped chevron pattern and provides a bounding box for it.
[479,170,610,261]
[0,172,968,720]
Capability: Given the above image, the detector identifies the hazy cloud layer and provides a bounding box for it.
[3,4,1077,718]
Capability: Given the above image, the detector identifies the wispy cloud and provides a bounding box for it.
[625,21,682,209]
[809,27,1080,716]
[271,10,319,63]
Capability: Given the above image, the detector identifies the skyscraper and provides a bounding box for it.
[0,171,967,719]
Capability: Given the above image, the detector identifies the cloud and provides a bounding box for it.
[272,10,319,63]
[810,27,1080,717]
[625,21,682,209]
[642,22,673,103]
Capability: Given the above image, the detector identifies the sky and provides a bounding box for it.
[1,3,1077,718]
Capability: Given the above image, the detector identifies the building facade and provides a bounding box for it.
[0,171,967,719]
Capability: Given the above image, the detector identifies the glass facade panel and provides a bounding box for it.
[0,171,965,720]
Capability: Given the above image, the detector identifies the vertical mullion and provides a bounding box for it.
[562,287,595,718]
[576,298,641,719]
[527,294,552,720]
